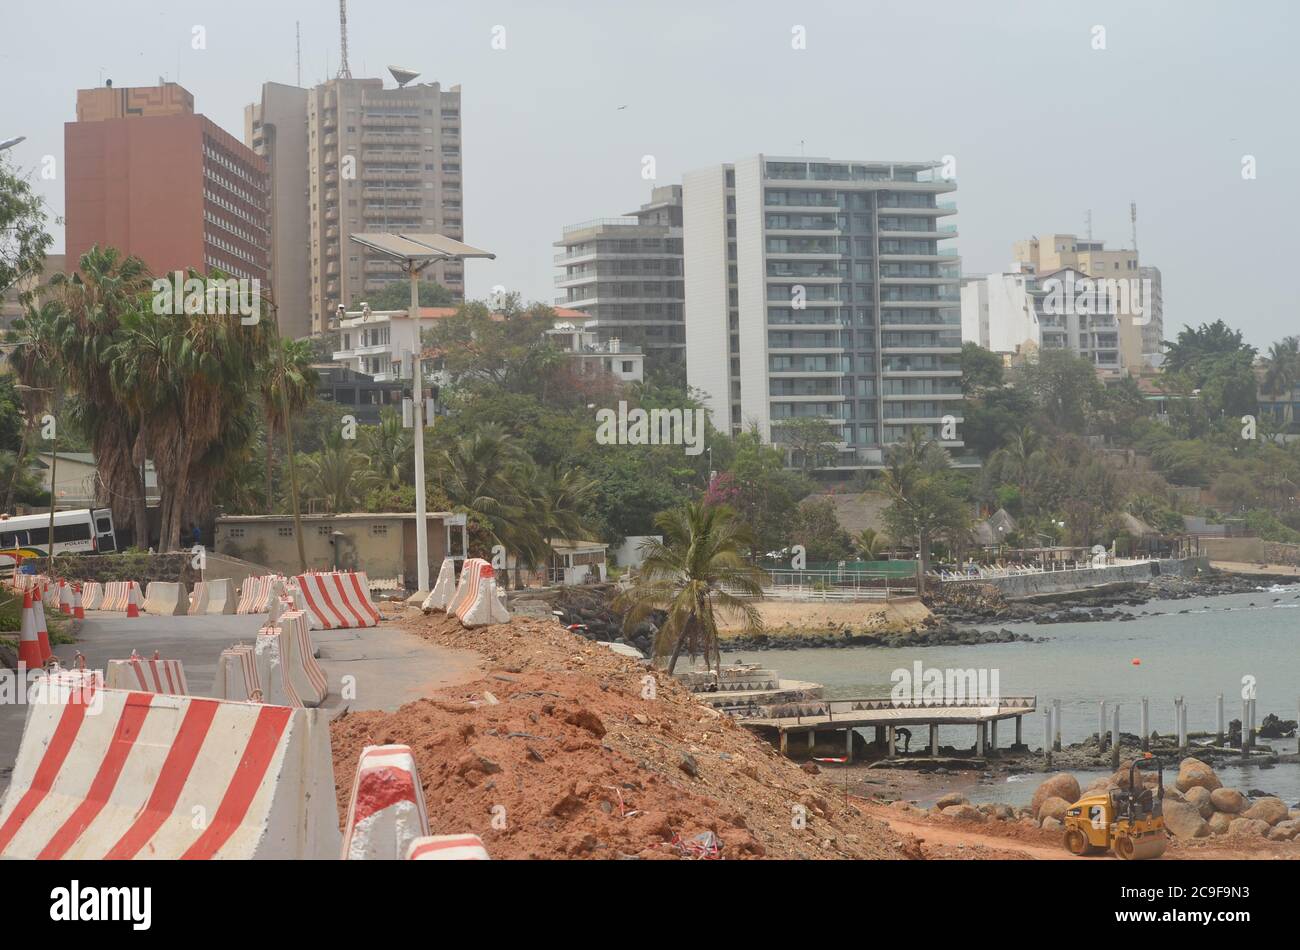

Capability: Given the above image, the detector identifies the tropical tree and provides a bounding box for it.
[3,300,60,511]
[46,246,153,543]
[881,430,971,591]
[301,431,377,513]
[1262,336,1300,428]
[260,335,319,511]
[854,527,887,561]
[434,424,529,550]
[616,501,768,674]
[361,406,411,490]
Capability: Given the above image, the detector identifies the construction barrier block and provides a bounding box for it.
[454,562,510,629]
[405,834,490,860]
[421,558,457,612]
[205,578,236,615]
[236,575,284,615]
[81,581,104,611]
[445,558,490,617]
[211,644,260,703]
[0,688,341,859]
[101,581,133,612]
[294,572,380,630]
[106,653,189,695]
[143,581,188,616]
[342,745,430,860]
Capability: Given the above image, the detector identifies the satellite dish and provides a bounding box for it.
[388,65,420,88]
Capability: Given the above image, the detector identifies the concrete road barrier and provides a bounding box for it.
[189,578,236,615]
[81,581,104,611]
[0,689,340,859]
[211,643,260,702]
[421,558,457,612]
[294,571,380,629]
[143,581,188,616]
[454,562,510,628]
[106,651,188,695]
[236,575,282,615]
[342,745,429,860]
[100,581,133,612]
[405,834,490,860]
[446,558,490,617]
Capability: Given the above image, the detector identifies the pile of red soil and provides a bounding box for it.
[330,612,909,860]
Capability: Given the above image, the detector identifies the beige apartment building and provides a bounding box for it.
[246,74,464,337]
[1011,233,1163,371]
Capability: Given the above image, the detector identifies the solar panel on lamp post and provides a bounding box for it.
[346,233,495,601]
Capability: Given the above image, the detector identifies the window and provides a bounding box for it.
[227,527,245,539]
[53,522,92,543]
[277,526,294,538]
[370,524,389,537]
[96,518,112,534]
[317,525,333,537]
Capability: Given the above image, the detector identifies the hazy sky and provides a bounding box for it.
[5,0,1297,347]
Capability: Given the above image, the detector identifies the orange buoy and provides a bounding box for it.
[1131,658,1141,666]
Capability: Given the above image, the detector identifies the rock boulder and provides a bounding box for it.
[1031,773,1081,816]
[1175,757,1222,793]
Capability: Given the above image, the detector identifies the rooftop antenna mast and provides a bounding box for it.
[337,0,352,79]
[296,21,302,87]
[1130,201,1138,252]
[1085,209,1093,241]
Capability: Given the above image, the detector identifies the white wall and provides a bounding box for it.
[683,164,733,430]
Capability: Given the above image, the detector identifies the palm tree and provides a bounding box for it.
[361,406,411,490]
[507,462,597,586]
[46,246,153,544]
[260,331,317,568]
[435,424,529,550]
[301,431,377,513]
[616,501,768,674]
[3,300,60,512]
[854,527,887,561]
[1262,336,1300,428]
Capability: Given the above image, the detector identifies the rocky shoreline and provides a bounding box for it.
[509,570,1294,657]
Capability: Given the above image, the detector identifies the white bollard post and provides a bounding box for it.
[1242,698,1250,750]
[1216,694,1224,746]
[1140,697,1149,751]
[1098,701,1106,745]
[1053,698,1062,752]
[1043,708,1052,757]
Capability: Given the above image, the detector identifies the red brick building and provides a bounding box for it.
[65,82,269,284]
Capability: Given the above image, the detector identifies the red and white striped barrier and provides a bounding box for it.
[453,561,510,629]
[106,650,189,695]
[189,578,236,615]
[42,581,59,611]
[236,575,284,615]
[405,834,490,860]
[211,643,260,702]
[342,745,430,860]
[57,581,73,615]
[143,581,188,616]
[100,580,133,612]
[421,558,458,612]
[0,689,341,859]
[445,558,489,617]
[81,581,104,611]
[254,610,327,708]
[294,571,380,629]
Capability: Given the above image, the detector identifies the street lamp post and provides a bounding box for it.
[346,232,495,600]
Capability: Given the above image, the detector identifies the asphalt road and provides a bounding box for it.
[0,610,481,795]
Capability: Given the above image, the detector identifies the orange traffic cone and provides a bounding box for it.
[18,591,42,669]
[126,581,141,618]
[33,591,51,662]
[73,585,85,620]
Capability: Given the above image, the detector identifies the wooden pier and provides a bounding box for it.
[739,695,1037,762]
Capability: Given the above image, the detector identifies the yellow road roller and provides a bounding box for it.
[1062,754,1168,860]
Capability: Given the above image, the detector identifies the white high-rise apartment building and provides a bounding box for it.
[683,155,966,471]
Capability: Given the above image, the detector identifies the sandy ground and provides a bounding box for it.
[1211,561,1300,580]
[332,609,918,860]
[717,597,932,637]
[862,800,1299,860]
